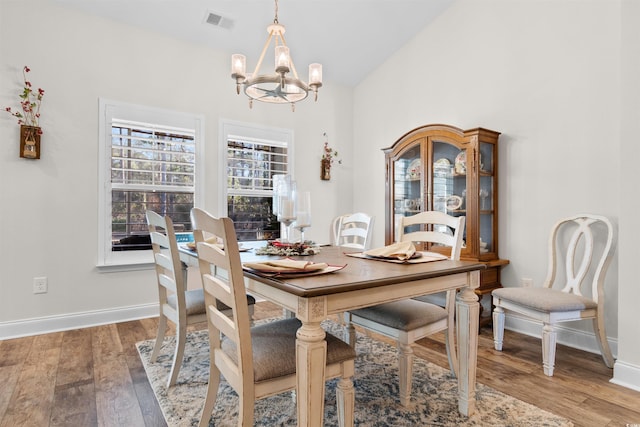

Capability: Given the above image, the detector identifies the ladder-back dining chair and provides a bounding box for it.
[330,214,350,246]
[191,208,356,427]
[335,212,374,250]
[344,210,465,406]
[492,213,616,376]
[146,210,207,388]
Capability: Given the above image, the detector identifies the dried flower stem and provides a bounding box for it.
[4,66,45,133]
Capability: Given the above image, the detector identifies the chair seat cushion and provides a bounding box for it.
[222,318,356,382]
[215,294,256,312]
[167,290,256,316]
[350,299,448,332]
[492,287,597,312]
[167,289,206,315]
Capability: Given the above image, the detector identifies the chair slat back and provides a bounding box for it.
[543,214,615,303]
[337,212,374,250]
[146,210,184,299]
[330,214,349,246]
[399,211,465,260]
[190,208,255,388]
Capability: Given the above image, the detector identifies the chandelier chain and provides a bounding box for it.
[274,0,279,24]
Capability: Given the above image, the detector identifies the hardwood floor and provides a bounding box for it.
[1,301,638,426]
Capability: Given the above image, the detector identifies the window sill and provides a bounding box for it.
[97,250,156,273]
[96,261,155,273]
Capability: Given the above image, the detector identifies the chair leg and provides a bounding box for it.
[492,306,505,351]
[150,314,168,363]
[444,289,458,377]
[198,366,221,427]
[167,322,187,387]
[237,394,255,427]
[593,315,614,368]
[248,304,255,327]
[343,313,357,349]
[336,376,355,427]
[397,342,414,407]
[445,324,458,377]
[542,323,557,376]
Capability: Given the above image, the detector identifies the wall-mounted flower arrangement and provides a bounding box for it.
[4,66,45,159]
[320,132,341,180]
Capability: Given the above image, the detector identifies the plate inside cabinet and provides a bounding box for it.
[406,158,421,180]
[446,195,463,210]
[454,151,466,174]
[434,158,451,168]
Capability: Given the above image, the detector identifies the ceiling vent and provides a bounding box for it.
[205,11,234,30]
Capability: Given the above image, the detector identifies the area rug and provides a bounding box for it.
[137,320,572,427]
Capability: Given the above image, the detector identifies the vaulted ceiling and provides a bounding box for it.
[54,0,454,86]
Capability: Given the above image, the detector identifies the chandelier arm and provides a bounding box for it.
[278,32,300,80]
[252,31,276,77]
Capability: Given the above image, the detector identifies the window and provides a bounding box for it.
[99,99,204,268]
[220,120,293,241]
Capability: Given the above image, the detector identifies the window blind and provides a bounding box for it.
[110,119,196,248]
[227,138,287,195]
[226,137,288,241]
[111,119,195,192]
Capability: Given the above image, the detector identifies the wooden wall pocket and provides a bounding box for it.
[20,125,41,159]
[320,158,331,180]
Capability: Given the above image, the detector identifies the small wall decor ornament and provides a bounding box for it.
[4,66,45,160]
[321,158,331,180]
[20,125,41,159]
[320,132,340,181]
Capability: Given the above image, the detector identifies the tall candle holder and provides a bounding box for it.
[294,191,311,243]
[275,176,296,243]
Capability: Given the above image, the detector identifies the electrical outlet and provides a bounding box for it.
[521,277,533,288]
[33,277,48,294]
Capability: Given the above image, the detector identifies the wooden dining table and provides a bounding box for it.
[180,244,484,427]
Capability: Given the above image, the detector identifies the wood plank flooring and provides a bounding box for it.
[1,301,638,426]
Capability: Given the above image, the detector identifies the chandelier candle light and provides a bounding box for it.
[231,0,322,111]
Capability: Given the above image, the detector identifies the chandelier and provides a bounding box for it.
[230,0,322,111]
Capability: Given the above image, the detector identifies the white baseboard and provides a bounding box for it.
[0,303,158,340]
[611,360,640,392]
[504,315,619,358]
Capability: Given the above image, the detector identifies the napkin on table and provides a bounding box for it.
[243,259,328,272]
[186,236,222,250]
[363,241,417,261]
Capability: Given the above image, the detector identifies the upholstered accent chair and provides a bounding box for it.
[492,213,616,376]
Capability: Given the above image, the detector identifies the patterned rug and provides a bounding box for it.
[136,320,572,427]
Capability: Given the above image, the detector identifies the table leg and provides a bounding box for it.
[296,320,327,427]
[456,270,480,416]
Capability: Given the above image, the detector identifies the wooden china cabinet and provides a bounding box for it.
[383,124,509,327]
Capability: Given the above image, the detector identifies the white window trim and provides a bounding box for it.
[98,98,204,271]
[218,118,294,217]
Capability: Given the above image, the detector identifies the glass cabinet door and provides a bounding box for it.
[431,140,467,249]
[392,144,423,241]
[479,141,494,256]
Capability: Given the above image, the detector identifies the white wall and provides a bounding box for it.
[0,0,353,334]
[353,0,638,388]
[615,0,640,391]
